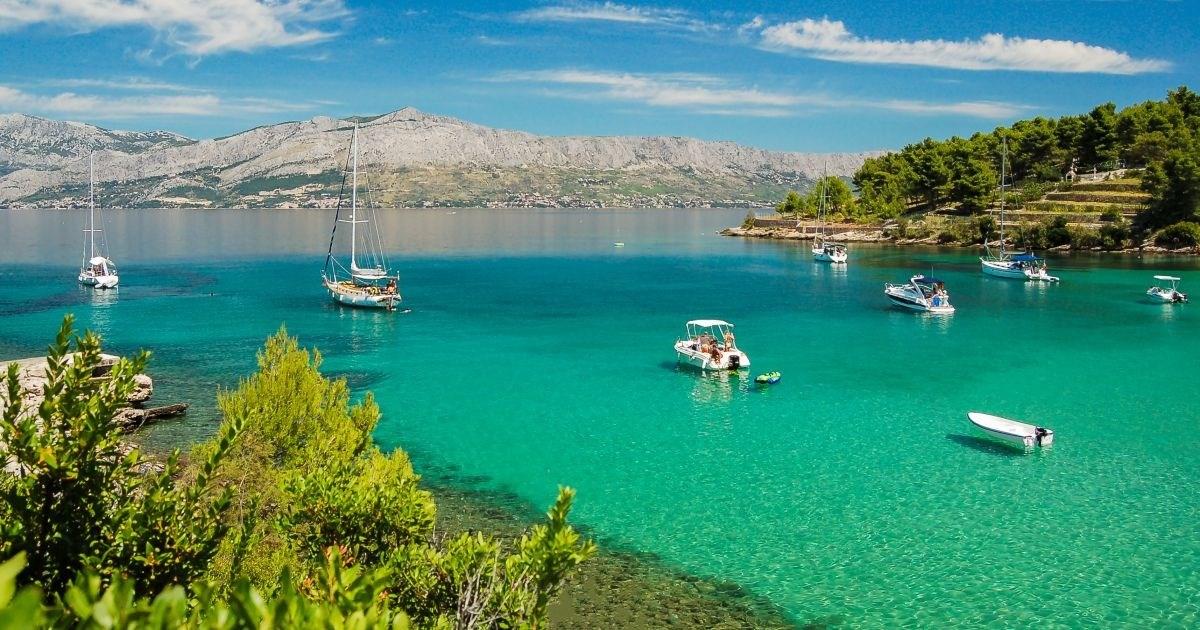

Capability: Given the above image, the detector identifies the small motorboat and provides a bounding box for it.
[1147,275,1187,303]
[675,319,749,371]
[755,371,781,384]
[967,412,1054,448]
[884,275,955,314]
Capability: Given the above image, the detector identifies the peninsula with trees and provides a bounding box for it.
[729,86,1200,253]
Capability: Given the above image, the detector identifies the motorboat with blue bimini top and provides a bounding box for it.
[1147,275,1187,303]
[968,411,1054,448]
[884,275,955,314]
[321,123,402,310]
[675,320,749,371]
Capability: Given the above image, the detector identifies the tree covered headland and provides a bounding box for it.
[776,86,1200,249]
[0,317,595,628]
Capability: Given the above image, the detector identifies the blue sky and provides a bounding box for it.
[0,1,1194,152]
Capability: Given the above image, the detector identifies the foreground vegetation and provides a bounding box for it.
[775,86,1200,251]
[0,317,594,627]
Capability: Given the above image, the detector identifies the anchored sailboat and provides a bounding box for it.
[811,164,847,263]
[77,154,118,289]
[980,139,1058,282]
[321,123,402,310]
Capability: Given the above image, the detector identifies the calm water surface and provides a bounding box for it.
[1,208,1197,626]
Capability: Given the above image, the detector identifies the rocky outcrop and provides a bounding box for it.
[0,354,183,435]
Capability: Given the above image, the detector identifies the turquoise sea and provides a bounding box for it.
[1,208,1198,627]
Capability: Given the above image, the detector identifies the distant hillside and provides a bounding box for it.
[0,109,881,209]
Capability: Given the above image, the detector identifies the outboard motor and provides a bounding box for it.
[728,354,741,370]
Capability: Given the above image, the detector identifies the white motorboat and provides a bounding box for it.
[980,139,1059,282]
[77,154,119,289]
[810,162,848,264]
[321,123,402,310]
[883,275,955,314]
[967,411,1054,448]
[674,320,749,371]
[1147,275,1187,303]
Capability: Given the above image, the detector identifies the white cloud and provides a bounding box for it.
[495,70,798,116]
[756,18,1169,74]
[490,69,1027,119]
[47,77,203,92]
[513,2,713,32]
[871,99,1022,118]
[0,0,350,55]
[476,35,513,46]
[0,83,316,118]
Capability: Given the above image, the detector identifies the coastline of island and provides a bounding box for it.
[720,218,1200,256]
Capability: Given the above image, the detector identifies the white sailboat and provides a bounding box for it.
[980,139,1058,282]
[77,154,118,289]
[321,123,402,310]
[811,164,847,263]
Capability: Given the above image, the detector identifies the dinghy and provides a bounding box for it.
[967,411,1053,448]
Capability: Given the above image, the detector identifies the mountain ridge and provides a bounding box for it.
[0,109,883,208]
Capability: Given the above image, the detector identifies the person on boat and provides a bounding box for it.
[386,278,397,294]
[723,330,735,350]
[709,345,721,363]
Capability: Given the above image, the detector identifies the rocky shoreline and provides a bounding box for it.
[720,224,1200,255]
[1,354,189,431]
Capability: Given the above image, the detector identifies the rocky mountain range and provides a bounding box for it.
[0,108,882,209]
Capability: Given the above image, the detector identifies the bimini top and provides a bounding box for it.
[912,276,944,285]
[1153,275,1181,281]
[88,256,109,266]
[686,319,733,328]
[1010,253,1042,262]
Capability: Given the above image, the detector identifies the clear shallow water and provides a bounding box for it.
[2,208,1198,626]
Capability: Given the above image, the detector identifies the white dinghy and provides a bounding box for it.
[967,412,1054,448]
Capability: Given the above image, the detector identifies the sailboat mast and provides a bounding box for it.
[350,123,359,268]
[88,153,96,260]
[999,138,1007,248]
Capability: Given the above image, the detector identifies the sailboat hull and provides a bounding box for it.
[79,273,119,289]
[324,279,400,310]
[813,248,848,263]
[980,258,1028,279]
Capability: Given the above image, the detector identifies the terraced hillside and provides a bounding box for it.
[998,173,1149,229]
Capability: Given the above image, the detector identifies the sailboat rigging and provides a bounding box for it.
[979,139,1059,282]
[811,163,847,264]
[77,154,119,289]
[321,123,402,310]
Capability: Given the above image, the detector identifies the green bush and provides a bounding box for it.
[1045,215,1072,247]
[1099,207,1125,222]
[1099,222,1132,250]
[1154,221,1200,248]
[0,317,241,596]
[1069,226,1102,249]
[2,321,596,628]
